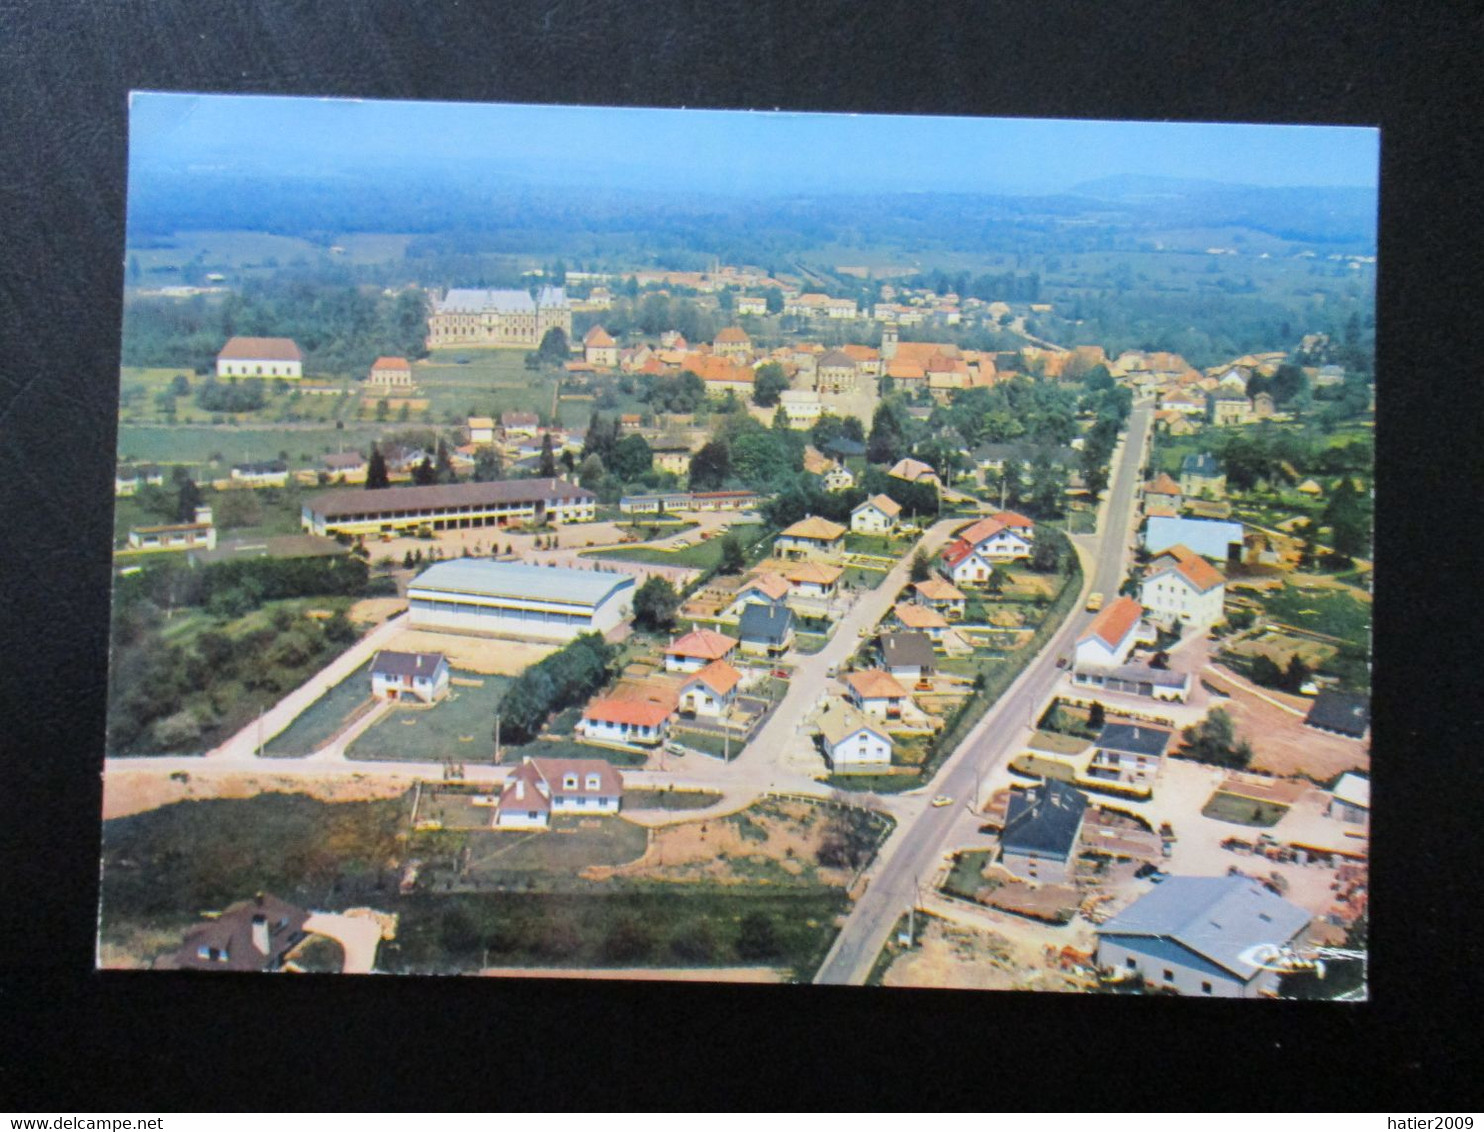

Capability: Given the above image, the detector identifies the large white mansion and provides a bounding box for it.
[425,286,572,349]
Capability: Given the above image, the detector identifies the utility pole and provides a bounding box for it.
[256,705,264,757]
[493,713,501,764]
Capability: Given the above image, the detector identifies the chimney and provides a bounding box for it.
[251,913,270,957]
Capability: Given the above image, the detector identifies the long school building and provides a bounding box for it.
[407,559,634,642]
[301,478,596,537]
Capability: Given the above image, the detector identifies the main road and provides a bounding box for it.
[812,402,1155,985]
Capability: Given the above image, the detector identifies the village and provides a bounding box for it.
[102,253,1372,995]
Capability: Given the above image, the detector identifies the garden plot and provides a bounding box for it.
[262,660,375,757]
[347,671,511,761]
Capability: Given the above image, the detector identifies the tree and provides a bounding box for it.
[537,327,570,367]
[578,453,606,489]
[866,399,909,465]
[1030,538,1060,574]
[174,475,204,523]
[1283,654,1311,694]
[718,533,746,575]
[538,433,557,478]
[1179,708,1252,769]
[909,550,931,583]
[609,434,654,482]
[735,912,780,960]
[632,575,681,632]
[412,456,437,486]
[473,447,503,482]
[366,444,390,490]
[1249,654,1284,688]
[752,361,789,408]
[1322,477,1369,558]
[434,438,457,484]
[1088,701,1106,732]
[689,440,732,491]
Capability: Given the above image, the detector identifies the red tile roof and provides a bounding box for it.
[686,659,743,698]
[218,336,302,361]
[956,517,1007,547]
[582,697,674,728]
[942,539,979,569]
[531,756,623,798]
[991,510,1035,531]
[913,578,966,602]
[786,561,843,586]
[742,572,791,601]
[1083,596,1143,649]
[666,628,739,660]
[714,326,750,343]
[845,669,909,700]
[894,602,947,630]
[371,356,410,371]
[1153,544,1225,593]
[1145,473,1182,496]
[584,326,616,347]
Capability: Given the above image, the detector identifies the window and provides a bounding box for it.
[1163,969,1174,983]
[586,775,601,790]
[1201,981,1213,995]
[563,775,578,790]
[1126,958,1137,970]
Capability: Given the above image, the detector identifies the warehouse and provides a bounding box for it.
[407,559,634,642]
[300,477,596,537]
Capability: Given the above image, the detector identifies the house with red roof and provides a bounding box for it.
[678,660,743,718]
[495,756,624,830]
[941,538,996,586]
[216,336,303,379]
[1074,597,1151,670]
[712,326,752,360]
[726,572,791,618]
[956,514,1034,561]
[583,325,618,368]
[851,493,902,534]
[367,356,414,390]
[912,577,967,619]
[578,697,674,747]
[664,627,739,673]
[844,669,911,718]
[1139,544,1226,631]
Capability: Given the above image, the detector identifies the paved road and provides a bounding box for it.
[813,402,1155,985]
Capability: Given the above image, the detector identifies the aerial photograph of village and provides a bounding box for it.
[98,94,1376,998]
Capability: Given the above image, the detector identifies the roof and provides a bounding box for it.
[498,760,551,812]
[409,559,634,608]
[941,540,982,569]
[1096,876,1311,981]
[666,628,739,661]
[684,659,743,698]
[371,651,447,680]
[1001,780,1088,859]
[786,561,844,586]
[914,578,966,602]
[1147,544,1226,594]
[818,348,857,369]
[1097,721,1173,758]
[845,668,909,700]
[714,326,750,343]
[583,696,673,728]
[531,756,622,797]
[1081,597,1144,650]
[854,493,902,518]
[880,630,936,670]
[217,336,302,362]
[1084,662,1191,690]
[371,356,410,371]
[817,700,887,748]
[163,893,308,972]
[779,515,846,542]
[957,517,1007,546]
[323,451,367,469]
[888,457,937,482]
[991,510,1035,531]
[738,602,794,643]
[1144,517,1243,561]
[1305,691,1371,737]
[1146,472,1182,496]
[1332,772,1371,810]
[1181,452,1222,477]
[304,477,594,521]
[501,411,540,426]
[740,572,791,602]
[894,602,948,630]
[584,325,616,346]
[437,287,568,313]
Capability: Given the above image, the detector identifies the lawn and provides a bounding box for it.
[262,660,375,756]
[116,423,390,468]
[840,565,890,591]
[414,350,563,422]
[843,533,910,556]
[1200,791,1290,828]
[450,815,651,879]
[1259,583,1371,648]
[624,789,724,811]
[347,671,512,761]
[581,524,768,569]
[942,850,996,901]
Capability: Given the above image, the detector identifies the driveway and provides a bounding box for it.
[302,911,385,974]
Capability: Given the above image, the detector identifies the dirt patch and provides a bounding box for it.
[386,629,557,676]
[102,767,414,820]
[1203,672,1368,781]
[349,597,406,626]
[882,916,1076,992]
[585,800,853,886]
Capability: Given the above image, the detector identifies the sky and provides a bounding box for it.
[130,92,1380,197]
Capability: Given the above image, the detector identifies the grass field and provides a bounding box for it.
[1259,583,1370,648]
[262,660,375,756]
[1200,791,1289,828]
[624,789,724,810]
[116,423,391,468]
[348,671,511,761]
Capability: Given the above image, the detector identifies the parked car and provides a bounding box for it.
[930,795,953,808]
[1085,592,1105,612]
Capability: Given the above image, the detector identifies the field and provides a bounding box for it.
[262,660,375,756]
[581,524,768,569]
[112,487,305,545]
[1259,583,1371,646]
[1200,791,1290,828]
[347,671,512,761]
[117,422,390,468]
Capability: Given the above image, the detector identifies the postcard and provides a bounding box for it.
[100,93,1375,997]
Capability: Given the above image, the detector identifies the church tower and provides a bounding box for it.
[881,322,899,362]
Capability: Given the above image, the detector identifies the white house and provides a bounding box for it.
[230,461,290,487]
[956,515,1033,561]
[578,697,673,747]
[887,457,941,489]
[1074,597,1148,670]
[879,631,937,683]
[367,356,414,390]
[786,561,842,599]
[892,601,949,641]
[1140,544,1226,631]
[777,389,823,429]
[851,494,902,534]
[664,628,739,673]
[773,516,846,561]
[1095,877,1311,998]
[941,540,995,586]
[816,700,892,771]
[823,463,856,492]
[912,577,967,619]
[494,757,623,830]
[726,573,791,618]
[370,651,450,704]
[468,416,496,445]
[1328,772,1370,828]
[216,337,303,379]
[678,660,742,718]
[843,669,911,719]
